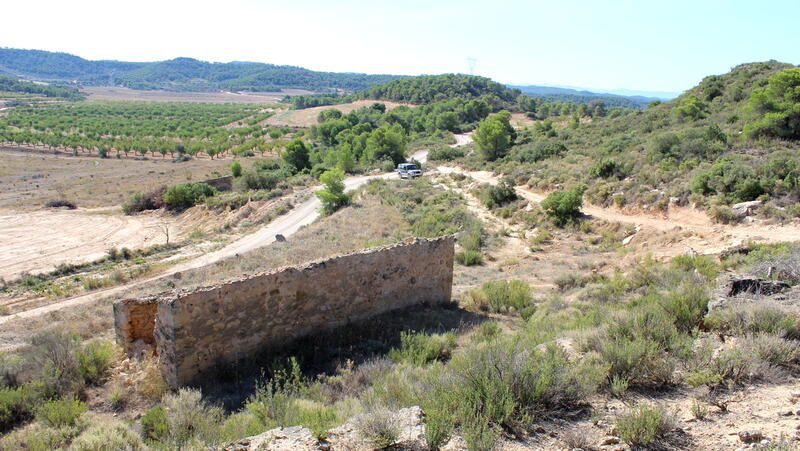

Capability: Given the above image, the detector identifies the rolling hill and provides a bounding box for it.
[0,48,400,92]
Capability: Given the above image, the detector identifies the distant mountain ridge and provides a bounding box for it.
[508,84,675,109]
[0,48,400,93]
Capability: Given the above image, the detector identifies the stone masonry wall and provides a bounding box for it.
[114,236,454,387]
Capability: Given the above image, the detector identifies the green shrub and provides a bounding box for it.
[163,389,224,447]
[76,340,116,385]
[428,146,465,161]
[71,419,146,451]
[480,280,532,313]
[540,185,586,226]
[388,331,456,365]
[616,402,674,447]
[315,168,351,215]
[36,397,87,428]
[121,187,164,215]
[660,282,710,332]
[509,140,566,163]
[27,330,83,396]
[479,179,517,209]
[0,384,44,432]
[163,182,216,210]
[141,405,169,442]
[461,412,500,451]
[705,304,799,338]
[745,333,799,367]
[455,250,483,266]
[356,408,400,448]
[236,169,286,191]
[230,160,242,177]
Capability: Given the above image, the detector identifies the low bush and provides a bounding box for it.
[705,304,799,339]
[35,397,87,428]
[455,250,483,266]
[76,340,116,385]
[540,185,586,226]
[356,408,400,449]
[45,199,76,209]
[616,402,674,447]
[428,146,465,161]
[467,280,533,313]
[141,405,169,442]
[71,419,145,451]
[478,179,517,209]
[744,333,799,367]
[388,331,456,365]
[162,182,216,210]
[162,389,224,447]
[122,187,165,215]
[0,384,44,432]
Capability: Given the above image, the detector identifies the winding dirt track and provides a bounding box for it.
[4,134,800,324]
[0,158,420,324]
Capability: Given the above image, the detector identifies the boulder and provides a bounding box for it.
[731,200,762,217]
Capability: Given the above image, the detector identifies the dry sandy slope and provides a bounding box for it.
[426,133,800,258]
[0,208,172,280]
[264,100,412,127]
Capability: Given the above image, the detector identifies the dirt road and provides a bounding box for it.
[430,134,800,255]
[0,154,422,324]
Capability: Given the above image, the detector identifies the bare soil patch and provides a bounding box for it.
[0,149,238,209]
[264,99,413,127]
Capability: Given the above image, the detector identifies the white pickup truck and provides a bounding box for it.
[396,163,423,179]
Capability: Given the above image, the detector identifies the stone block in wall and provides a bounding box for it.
[114,236,454,387]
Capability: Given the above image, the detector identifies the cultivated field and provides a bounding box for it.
[83,86,312,103]
[0,149,237,210]
[264,99,412,127]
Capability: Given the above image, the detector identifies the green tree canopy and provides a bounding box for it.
[363,123,406,165]
[745,67,800,140]
[281,138,311,173]
[474,111,516,161]
[315,168,350,215]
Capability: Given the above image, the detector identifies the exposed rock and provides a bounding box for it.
[738,430,763,443]
[728,278,789,297]
[326,406,426,451]
[274,233,286,242]
[731,200,762,217]
[719,245,752,261]
[224,426,318,450]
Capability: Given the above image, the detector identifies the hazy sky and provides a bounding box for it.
[3,0,798,92]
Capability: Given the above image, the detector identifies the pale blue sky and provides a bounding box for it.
[2,0,798,92]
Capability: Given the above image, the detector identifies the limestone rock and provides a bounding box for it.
[224,426,318,451]
[738,430,763,443]
[731,200,762,217]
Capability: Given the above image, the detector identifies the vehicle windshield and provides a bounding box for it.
[405,164,418,170]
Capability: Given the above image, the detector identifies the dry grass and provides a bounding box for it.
[132,195,408,295]
[0,149,243,209]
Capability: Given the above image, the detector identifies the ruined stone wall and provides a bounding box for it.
[114,236,454,387]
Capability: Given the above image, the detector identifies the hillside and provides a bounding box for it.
[464,61,800,221]
[0,75,84,100]
[511,84,659,109]
[0,48,400,92]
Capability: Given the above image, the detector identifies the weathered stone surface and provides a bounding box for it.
[224,426,318,450]
[731,200,762,217]
[738,430,763,443]
[114,236,455,387]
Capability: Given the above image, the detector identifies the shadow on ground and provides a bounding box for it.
[193,302,488,410]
